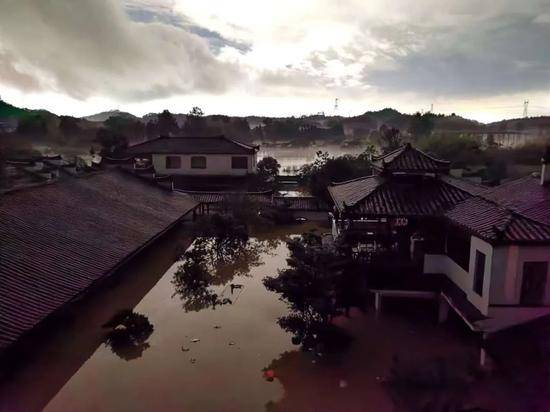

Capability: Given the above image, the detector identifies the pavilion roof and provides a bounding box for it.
[328,174,474,217]
[373,143,450,174]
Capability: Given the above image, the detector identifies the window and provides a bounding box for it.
[165,156,181,169]
[191,156,207,169]
[231,156,248,169]
[521,262,548,305]
[473,250,486,296]
[447,232,471,271]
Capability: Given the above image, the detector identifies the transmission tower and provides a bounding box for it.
[334,98,339,114]
[523,100,529,118]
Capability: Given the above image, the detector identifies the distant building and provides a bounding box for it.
[125,135,259,177]
[328,144,550,333]
[483,131,544,148]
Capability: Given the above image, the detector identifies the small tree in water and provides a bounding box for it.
[102,310,154,361]
[264,231,355,351]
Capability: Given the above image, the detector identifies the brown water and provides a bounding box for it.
[258,145,365,175]
[1,224,547,411]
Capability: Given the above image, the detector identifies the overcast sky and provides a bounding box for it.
[1,0,550,122]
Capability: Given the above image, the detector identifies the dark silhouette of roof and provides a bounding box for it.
[125,135,258,156]
[479,175,550,226]
[446,196,550,244]
[373,143,450,174]
[0,170,198,351]
[444,173,550,243]
[328,175,474,216]
[327,175,384,212]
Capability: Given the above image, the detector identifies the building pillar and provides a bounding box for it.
[479,332,490,368]
[438,296,450,323]
[374,292,382,313]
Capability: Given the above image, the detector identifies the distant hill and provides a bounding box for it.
[486,116,550,133]
[3,97,550,158]
[0,100,34,119]
[83,110,138,122]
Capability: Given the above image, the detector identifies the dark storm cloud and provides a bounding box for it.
[362,12,550,97]
[0,0,243,101]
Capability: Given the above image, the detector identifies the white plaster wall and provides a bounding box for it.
[489,246,517,305]
[424,235,493,315]
[152,154,256,176]
[468,236,493,314]
[490,245,550,305]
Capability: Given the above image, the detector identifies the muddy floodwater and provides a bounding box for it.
[1,224,548,411]
[258,145,365,175]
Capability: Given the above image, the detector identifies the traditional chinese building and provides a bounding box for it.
[328,144,550,333]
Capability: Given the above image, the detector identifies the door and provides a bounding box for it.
[520,262,548,306]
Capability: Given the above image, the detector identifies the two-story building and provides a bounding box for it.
[328,144,550,333]
[125,135,259,177]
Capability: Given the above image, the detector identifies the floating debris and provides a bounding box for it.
[264,369,275,382]
[213,325,221,329]
[191,338,200,343]
[228,341,236,346]
[338,379,348,389]
[181,347,190,352]
[190,358,197,364]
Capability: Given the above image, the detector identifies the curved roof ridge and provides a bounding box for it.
[412,146,451,165]
[175,188,273,195]
[330,174,377,186]
[372,145,404,161]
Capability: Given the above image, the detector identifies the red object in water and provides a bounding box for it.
[264,370,275,379]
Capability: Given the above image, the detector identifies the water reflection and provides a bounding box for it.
[102,310,154,361]
[172,236,278,312]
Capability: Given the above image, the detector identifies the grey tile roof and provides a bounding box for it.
[328,175,471,216]
[480,175,550,225]
[125,135,258,156]
[446,196,550,243]
[373,144,450,173]
[327,175,384,211]
[0,170,198,351]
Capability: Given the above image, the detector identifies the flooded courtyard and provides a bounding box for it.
[0,224,548,412]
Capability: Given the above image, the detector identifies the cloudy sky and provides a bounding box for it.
[1,0,550,122]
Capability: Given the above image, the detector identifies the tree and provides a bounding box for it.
[299,149,373,199]
[257,156,280,182]
[157,110,179,136]
[59,116,81,136]
[263,232,354,350]
[95,127,128,156]
[17,113,47,135]
[184,106,206,135]
[408,112,434,138]
[379,125,402,153]
[103,310,154,361]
